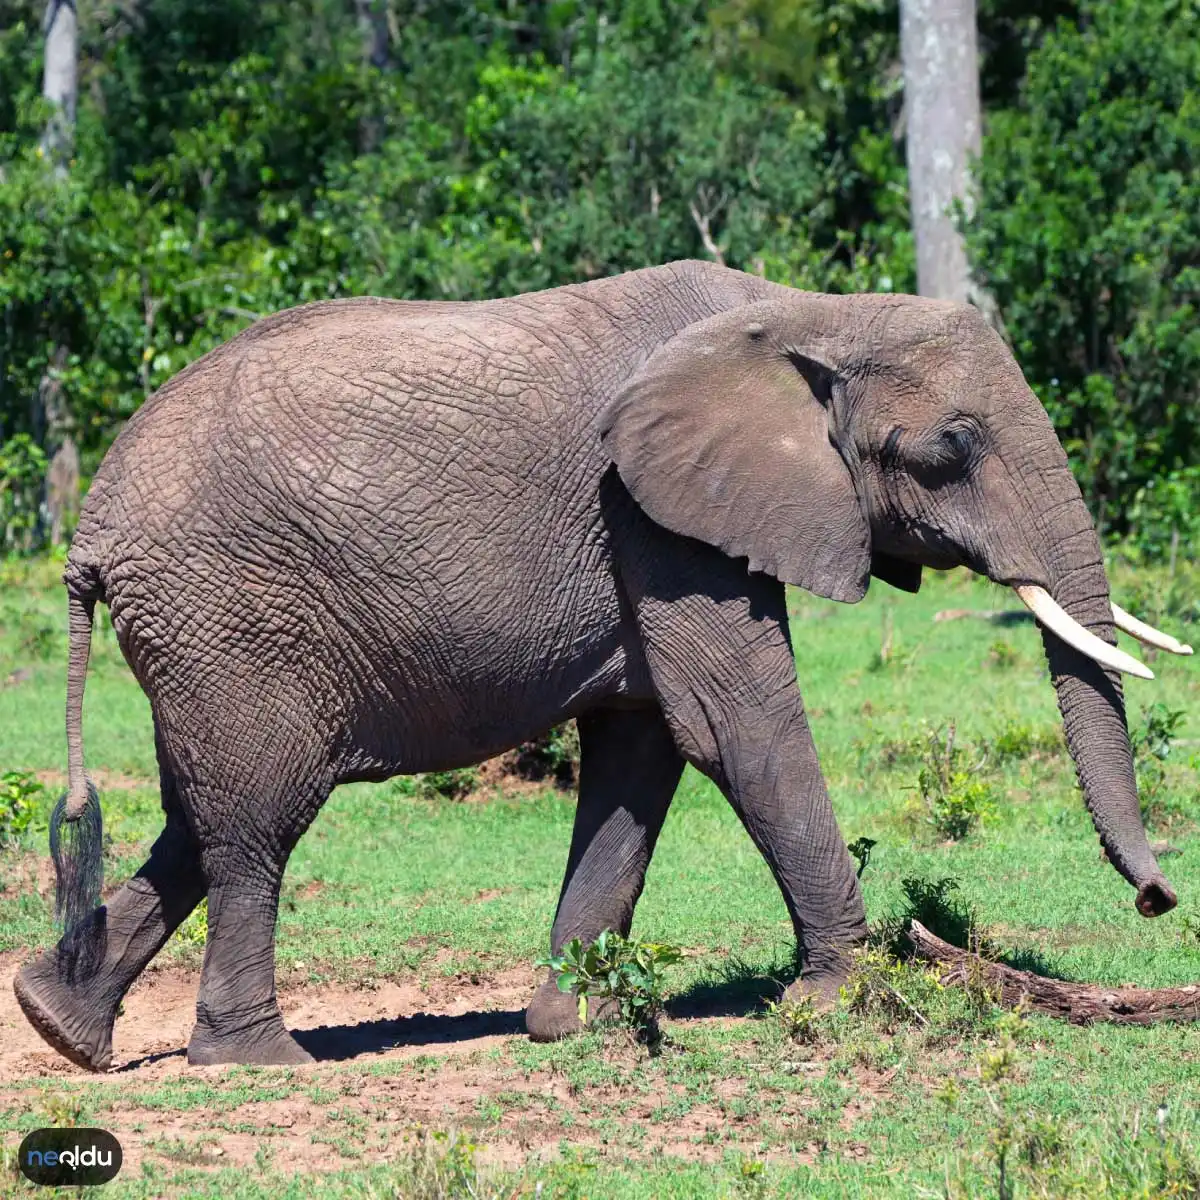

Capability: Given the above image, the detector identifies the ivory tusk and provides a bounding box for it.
[1111,603,1193,656]
[1014,585,1154,680]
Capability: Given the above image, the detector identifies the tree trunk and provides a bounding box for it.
[41,0,77,174]
[355,0,390,154]
[899,0,981,304]
[38,1,80,546]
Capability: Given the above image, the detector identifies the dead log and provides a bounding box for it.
[905,919,1200,1025]
[932,608,1033,625]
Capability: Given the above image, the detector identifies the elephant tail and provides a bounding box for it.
[51,584,104,940]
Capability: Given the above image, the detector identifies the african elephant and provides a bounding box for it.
[15,260,1189,1072]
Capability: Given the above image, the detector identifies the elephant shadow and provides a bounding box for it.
[116,1008,527,1072]
[666,960,785,1019]
[292,1007,528,1061]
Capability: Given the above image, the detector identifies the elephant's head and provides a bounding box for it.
[601,288,1189,917]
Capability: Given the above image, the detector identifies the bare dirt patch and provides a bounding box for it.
[0,952,559,1174]
[0,952,843,1180]
[0,952,537,1084]
[0,854,56,902]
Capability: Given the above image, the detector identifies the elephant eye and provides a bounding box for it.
[907,422,980,488]
[940,426,976,464]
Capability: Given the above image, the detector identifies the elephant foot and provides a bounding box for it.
[13,957,115,1073]
[782,964,852,1013]
[188,1006,314,1067]
[525,974,618,1042]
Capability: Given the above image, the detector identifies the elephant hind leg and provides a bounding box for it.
[526,704,683,1042]
[183,763,331,1067]
[14,744,207,1072]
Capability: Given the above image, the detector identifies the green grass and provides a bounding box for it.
[2,552,1200,1196]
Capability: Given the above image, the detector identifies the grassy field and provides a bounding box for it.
[2,551,1200,1197]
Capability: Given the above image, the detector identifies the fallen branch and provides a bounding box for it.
[932,608,1034,625]
[905,919,1200,1025]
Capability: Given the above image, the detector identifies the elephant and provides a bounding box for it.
[14,259,1191,1072]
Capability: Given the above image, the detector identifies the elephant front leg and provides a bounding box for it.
[614,524,868,1005]
[653,673,868,1003]
[716,700,869,1004]
[526,704,684,1041]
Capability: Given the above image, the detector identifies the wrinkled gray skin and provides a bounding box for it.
[15,261,1176,1071]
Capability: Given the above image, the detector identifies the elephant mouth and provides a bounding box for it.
[1137,878,1178,917]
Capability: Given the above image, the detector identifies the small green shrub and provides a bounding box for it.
[0,769,43,847]
[947,1108,1200,1198]
[536,930,683,1043]
[173,898,208,950]
[387,1128,491,1200]
[841,947,948,1032]
[768,993,821,1044]
[987,722,1063,766]
[415,768,480,802]
[509,722,580,788]
[902,875,997,958]
[978,1013,1025,1200]
[1135,703,1187,762]
[1132,703,1188,827]
[874,875,998,963]
[0,434,48,554]
[987,640,1020,670]
[847,836,877,878]
[910,725,995,841]
[41,1092,87,1128]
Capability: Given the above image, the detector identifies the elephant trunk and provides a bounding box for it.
[1037,523,1176,916]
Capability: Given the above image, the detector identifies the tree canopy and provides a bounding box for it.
[1,0,1195,556]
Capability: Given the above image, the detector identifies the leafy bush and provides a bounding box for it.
[509,722,580,788]
[0,436,48,553]
[415,768,480,803]
[536,930,683,1043]
[986,640,1020,670]
[1131,703,1188,828]
[910,725,995,841]
[986,721,1063,765]
[892,875,998,960]
[970,0,1200,542]
[172,898,208,951]
[769,992,822,1044]
[0,769,42,847]
[841,947,953,1032]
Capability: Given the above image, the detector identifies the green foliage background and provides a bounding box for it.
[1,0,1196,555]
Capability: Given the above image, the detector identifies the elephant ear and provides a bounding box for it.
[600,302,871,603]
